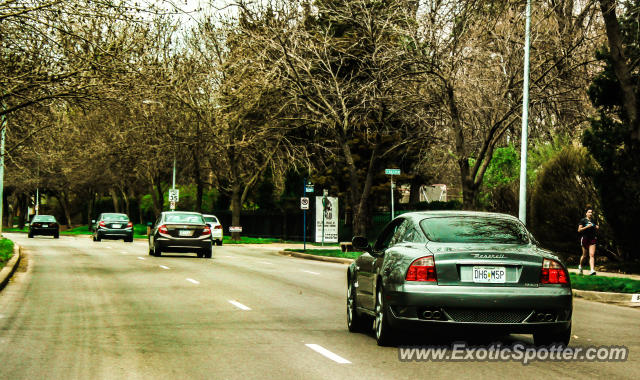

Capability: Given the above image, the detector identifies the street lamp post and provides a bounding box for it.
[518,0,532,225]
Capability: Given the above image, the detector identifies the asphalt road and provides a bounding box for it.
[0,233,638,379]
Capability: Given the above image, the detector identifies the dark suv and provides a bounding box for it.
[148,211,212,258]
[92,213,134,242]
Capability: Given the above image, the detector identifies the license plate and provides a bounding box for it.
[112,224,121,228]
[179,230,193,237]
[473,266,506,283]
[42,224,48,228]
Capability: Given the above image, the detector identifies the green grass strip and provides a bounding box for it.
[0,238,15,269]
[570,273,640,294]
[284,248,363,260]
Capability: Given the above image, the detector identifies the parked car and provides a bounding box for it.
[28,214,59,239]
[148,211,212,258]
[203,214,223,246]
[92,213,134,242]
[347,211,572,347]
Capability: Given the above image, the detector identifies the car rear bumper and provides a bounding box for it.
[211,231,223,240]
[30,227,58,235]
[97,227,132,238]
[384,285,572,333]
[156,237,211,252]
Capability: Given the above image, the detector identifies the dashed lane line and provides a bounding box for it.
[305,344,351,364]
[159,265,170,270]
[302,270,320,275]
[228,300,251,311]
[186,278,200,285]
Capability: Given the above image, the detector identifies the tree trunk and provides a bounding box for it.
[18,193,27,229]
[230,183,242,240]
[58,191,73,228]
[599,0,639,140]
[120,187,130,217]
[87,190,95,225]
[192,148,203,213]
[109,188,120,213]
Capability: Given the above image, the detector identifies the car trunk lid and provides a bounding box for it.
[428,243,543,287]
[164,224,205,238]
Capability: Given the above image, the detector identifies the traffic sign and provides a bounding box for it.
[229,226,242,233]
[168,188,180,202]
[385,168,401,175]
[170,201,176,210]
[305,185,314,193]
[301,197,309,210]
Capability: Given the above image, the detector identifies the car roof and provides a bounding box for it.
[33,214,56,218]
[162,211,203,215]
[399,210,521,223]
[202,214,218,218]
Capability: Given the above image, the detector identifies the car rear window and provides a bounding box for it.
[32,215,56,223]
[165,213,205,224]
[419,216,530,244]
[102,213,129,221]
[204,216,218,223]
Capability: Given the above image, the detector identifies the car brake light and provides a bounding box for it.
[202,226,211,235]
[158,225,168,234]
[99,221,106,227]
[127,222,133,228]
[214,225,222,229]
[540,258,568,284]
[406,256,437,282]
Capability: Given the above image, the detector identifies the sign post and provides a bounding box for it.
[385,169,400,220]
[303,180,314,251]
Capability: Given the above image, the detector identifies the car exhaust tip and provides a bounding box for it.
[545,313,554,322]
[432,310,441,320]
[537,312,545,321]
[422,311,433,319]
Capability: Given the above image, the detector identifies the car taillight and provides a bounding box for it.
[99,221,106,227]
[214,225,222,229]
[127,222,133,228]
[158,225,168,234]
[540,258,568,284]
[406,256,437,282]
[32,223,40,227]
[202,226,211,235]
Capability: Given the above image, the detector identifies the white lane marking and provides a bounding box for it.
[137,257,146,260]
[186,278,200,285]
[159,265,170,270]
[302,270,320,275]
[305,344,351,364]
[259,261,274,265]
[223,255,235,258]
[121,251,128,254]
[228,300,251,311]
[106,246,113,249]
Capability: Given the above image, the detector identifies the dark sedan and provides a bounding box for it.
[28,215,60,238]
[92,213,134,242]
[347,211,572,346]
[148,211,212,258]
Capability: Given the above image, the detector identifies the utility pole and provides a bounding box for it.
[0,101,6,236]
[518,0,532,225]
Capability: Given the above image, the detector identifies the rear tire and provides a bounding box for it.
[125,235,133,242]
[374,285,395,346]
[347,279,368,332]
[95,233,102,242]
[154,244,162,257]
[54,233,59,239]
[28,233,34,238]
[203,247,212,259]
[216,240,223,246]
[534,323,571,346]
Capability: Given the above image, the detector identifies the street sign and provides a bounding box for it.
[385,168,401,175]
[305,185,314,193]
[168,188,180,202]
[229,226,242,233]
[300,197,309,210]
[170,201,176,210]
[632,294,640,303]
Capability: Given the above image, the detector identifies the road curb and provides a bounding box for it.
[0,243,22,292]
[572,288,639,307]
[278,250,354,265]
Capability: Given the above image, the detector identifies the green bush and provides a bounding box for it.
[529,146,605,258]
[0,238,15,268]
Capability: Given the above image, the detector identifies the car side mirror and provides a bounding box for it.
[352,236,372,253]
